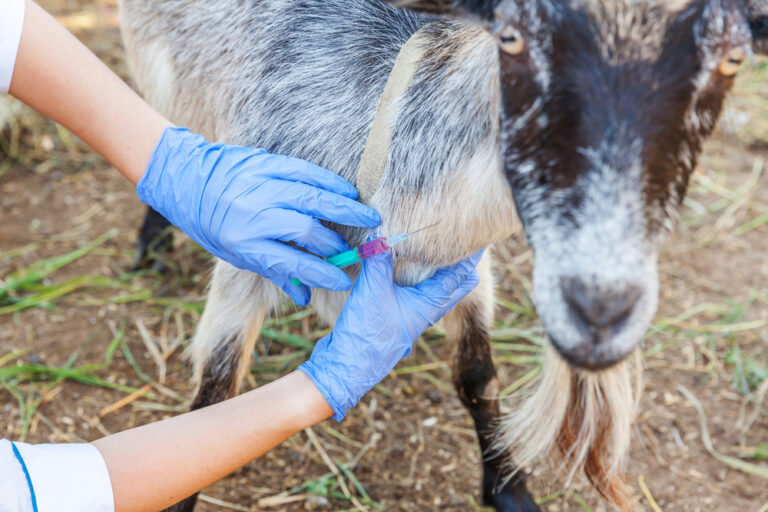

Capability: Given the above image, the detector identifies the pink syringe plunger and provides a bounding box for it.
[356,236,392,259]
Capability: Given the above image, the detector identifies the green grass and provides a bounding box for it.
[0,326,125,440]
[0,230,116,298]
[725,346,768,395]
[0,231,126,316]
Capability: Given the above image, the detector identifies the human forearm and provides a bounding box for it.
[93,371,332,512]
[9,0,169,184]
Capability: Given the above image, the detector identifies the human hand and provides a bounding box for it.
[298,250,483,421]
[137,127,381,306]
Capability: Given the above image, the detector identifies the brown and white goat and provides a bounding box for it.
[119,0,768,510]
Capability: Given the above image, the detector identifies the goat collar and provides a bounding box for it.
[356,25,433,203]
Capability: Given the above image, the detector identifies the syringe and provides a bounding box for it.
[290,223,438,287]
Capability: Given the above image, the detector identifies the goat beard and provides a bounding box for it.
[495,345,643,510]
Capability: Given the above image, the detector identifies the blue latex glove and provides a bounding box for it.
[137,127,381,306]
[299,250,483,421]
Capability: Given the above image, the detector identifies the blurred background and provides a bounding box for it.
[0,1,767,510]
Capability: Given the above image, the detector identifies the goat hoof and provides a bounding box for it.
[482,462,540,512]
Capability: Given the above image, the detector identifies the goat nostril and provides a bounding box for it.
[560,278,642,336]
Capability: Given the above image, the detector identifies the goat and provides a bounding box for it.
[119,0,768,510]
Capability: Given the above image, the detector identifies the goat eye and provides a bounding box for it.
[498,26,526,55]
[718,47,746,77]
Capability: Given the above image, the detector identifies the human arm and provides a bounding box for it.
[95,251,481,511]
[5,0,382,305]
[8,0,168,184]
[93,371,330,512]
[1,373,329,512]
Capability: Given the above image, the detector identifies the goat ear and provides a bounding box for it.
[393,0,499,20]
[749,1,768,54]
[452,0,500,19]
[390,0,454,15]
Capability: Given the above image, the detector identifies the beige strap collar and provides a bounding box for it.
[356,26,433,204]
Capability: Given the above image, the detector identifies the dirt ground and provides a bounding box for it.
[1,1,767,511]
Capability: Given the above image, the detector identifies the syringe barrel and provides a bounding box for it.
[356,236,392,260]
[289,233,411,287]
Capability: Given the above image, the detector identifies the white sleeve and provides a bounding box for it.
[0,0,26,93]
[0,440,34,512]
[0,439,115,512]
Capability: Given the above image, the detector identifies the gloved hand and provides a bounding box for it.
[299,249,483,421]
[137,127,381,306]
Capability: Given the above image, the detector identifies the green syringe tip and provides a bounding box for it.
[290,247,361,288]
[326,247,362,268]
[287,223,438,290]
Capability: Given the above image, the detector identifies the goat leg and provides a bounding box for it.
[445,252,540,512]
[135,206,174,272]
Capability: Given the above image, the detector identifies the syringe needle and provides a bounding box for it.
[405,221,440,237]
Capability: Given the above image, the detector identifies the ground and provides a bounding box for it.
[1,1,767,511]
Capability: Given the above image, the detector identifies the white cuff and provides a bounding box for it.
[0,0,26,93]
[12,442,115,512]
